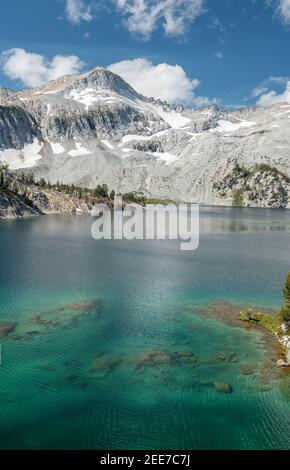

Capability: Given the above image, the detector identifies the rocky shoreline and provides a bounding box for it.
[195,300,286,369]
[0,187,93,220]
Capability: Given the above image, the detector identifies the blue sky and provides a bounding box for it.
[0,0,290,107]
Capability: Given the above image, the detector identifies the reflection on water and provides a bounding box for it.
[199,206,290,233]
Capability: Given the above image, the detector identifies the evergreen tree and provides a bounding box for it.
[279,273,290,323]
[93,184,109,198]
[12,182,19,193]
[39,178,46,188]
[26,173,35,185]
[283,273,290,304]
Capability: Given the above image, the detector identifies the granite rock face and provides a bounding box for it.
[0,186,92,219]
[1,67,290,207]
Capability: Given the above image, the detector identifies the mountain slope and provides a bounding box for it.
[1,66,290,207]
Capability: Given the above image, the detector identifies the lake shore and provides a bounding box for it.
[195,300,286,368]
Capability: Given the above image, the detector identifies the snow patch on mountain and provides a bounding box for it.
[50,143,65,155]
[151,151,179,165]
[67,88,118,109]
[0,139,43,170]
[211,119,256,134]
[68,143,92,157]
[153,107,191,129]
[101,140,114,150]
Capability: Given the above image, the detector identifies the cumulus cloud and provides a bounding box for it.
[113,0,205,39]
[65,0,93,24]
[108,58,212,106]
[250,75,290,105]
[277,0,290,23]
[1,48,85,88]
[257,81,290,106]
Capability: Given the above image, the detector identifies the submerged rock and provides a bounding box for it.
[240,364,257,375]
[132,349,176,369]
[13,330,41,341]
[207,352,239,364]
[64,373,88,389]
[89,356,121,375]
[28,314,61,327]
[11,298,102,342]
[174,350,199,366]
[199,381,215,388]
[0,322,17,337]
[57,300,101,313]
[174,350,195,358]
[214,382,233,394]
[199,380,233,394]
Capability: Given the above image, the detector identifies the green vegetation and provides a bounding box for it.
[145,197,177,205]
[214,161,290,208]
[92,184,109,198]
[279,273,290,323]
[240,308,282,336]
[232,189,244,207]
[240,272,290,341]
[231,161,289,183]
[232,162,251,179]
[123,192,146,205]
[252,164,290,183]
[0,165,149,208]
[0,163,9,188]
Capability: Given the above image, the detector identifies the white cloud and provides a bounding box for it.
[267,75,289,84]
[257,81,290,106]
[113,0,205,39]
[250,75,290,105]
[65,0,93,24]
[277,0,290,23]
[1,48,85,88]
[108,58,212,106]
[213,51,223,59]
[251,86,269,98]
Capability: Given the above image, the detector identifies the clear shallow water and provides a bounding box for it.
[0,206,290,450]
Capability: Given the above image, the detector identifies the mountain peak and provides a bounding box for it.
[15,65,143,103]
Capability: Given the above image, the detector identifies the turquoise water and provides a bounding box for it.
[0,207,290,450]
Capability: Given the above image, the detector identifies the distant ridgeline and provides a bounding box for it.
[1,67,290,206]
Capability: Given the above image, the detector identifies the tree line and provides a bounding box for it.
[0,164,145,204]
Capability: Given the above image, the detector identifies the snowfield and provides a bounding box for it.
[0,139,43,170]
[50,142,65,155]
[211,119,256,133]
[101,140,114,150]
[153,107,191,129]
[68,143,92,157]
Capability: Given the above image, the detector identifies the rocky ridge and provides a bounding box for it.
[1,67,290,207]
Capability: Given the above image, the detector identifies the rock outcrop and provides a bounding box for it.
[214,163,290,208]
[0,171,96,219]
